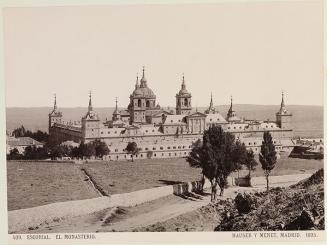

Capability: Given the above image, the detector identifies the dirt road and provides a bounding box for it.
[31,175,305,233]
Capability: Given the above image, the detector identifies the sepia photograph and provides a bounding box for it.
[1,0,325,243]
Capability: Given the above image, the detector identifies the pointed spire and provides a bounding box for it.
[279,91,288,114]
[209,92,213,108]
[281,91,285,107]
[88,91,93,111]
[140,66,147,87]
[181,73,186,90]
[228,95,233,112]
[53,93,57,110]
[115,97,118,110]
[135,73,139,89]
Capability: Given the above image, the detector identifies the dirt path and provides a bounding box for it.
[27,176,307,233]
[32,186,263,233]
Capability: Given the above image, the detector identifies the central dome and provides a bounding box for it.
[131,67,156,98]
[133,87,156,98]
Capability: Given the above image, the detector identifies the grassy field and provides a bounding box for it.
[82,155,324,195]
[7,156,324,210]
[7,161,99,211]
[82,158,202,195]
[232,153,324,178]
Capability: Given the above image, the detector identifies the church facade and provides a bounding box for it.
[49,68,294,161]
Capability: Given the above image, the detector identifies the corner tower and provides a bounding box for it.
[81,92,100,141]
[276,92,292,131]
[48,94,62,132]
[176,74,192,115]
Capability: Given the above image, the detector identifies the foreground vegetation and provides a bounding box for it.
[135,169,324,231]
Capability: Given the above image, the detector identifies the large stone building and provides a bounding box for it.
[49,68,294,160]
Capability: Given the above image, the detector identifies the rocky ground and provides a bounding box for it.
[135,169,324,232]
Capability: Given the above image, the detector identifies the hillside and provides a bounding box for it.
[6,105,323,138]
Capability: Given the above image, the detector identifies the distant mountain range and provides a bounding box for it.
[6,105,323,138]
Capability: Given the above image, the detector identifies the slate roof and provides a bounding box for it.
[7,137,43,147]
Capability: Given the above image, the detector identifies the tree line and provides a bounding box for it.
[11,125,49,143]
[7,139,110,160]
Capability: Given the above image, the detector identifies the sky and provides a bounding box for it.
[3,1,323,108]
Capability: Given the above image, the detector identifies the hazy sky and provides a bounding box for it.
[4,1,323,108]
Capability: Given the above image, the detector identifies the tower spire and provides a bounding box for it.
[279,91,288,114]
[281,91,285,107]
[209,92,213,108]
[115,97,118,111]
[53,93,57,110]
[140,66,147,87]
[181,73,186,90]
[88,91,93,111]
[230,95,233,110]
[135,73,139,89]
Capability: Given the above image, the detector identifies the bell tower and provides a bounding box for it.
[176,74,192,115]
[48,93,62,132]
[276,92,292,131]
[81,91,100,141]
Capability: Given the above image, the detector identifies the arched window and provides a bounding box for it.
[184,98,188,106]
[137,99,142,107]
[146,100,150,108]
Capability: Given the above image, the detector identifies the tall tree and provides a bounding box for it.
[83,142,96,158]
[187,126,238,201]
[92,140,110,158]
[244,149,258,179]
[12,125,26,137]
[259,131,277,193]
[125,142,139,162]
[232,140,247,178]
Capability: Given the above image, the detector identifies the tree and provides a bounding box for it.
[232,140,247,178]
[79,142,96,158]
[125,142,139,162]
[49,145,70,159]
[187,126,239,201]
[259,131,277,193]
[11,126,49,144]
[92,140,110,158]
[244,148,258,180]
[7,148,22,160]
[71,146,82,159]
[12,126,26,137]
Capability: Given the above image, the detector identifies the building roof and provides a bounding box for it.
[60,140,79,147]
[151,110,173,117]
[227,116,241,122]
[163,115,187,125]
[206,113,227,123]
[120,110,130,116]
[188,112,207,118]
[7,137,43,147]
